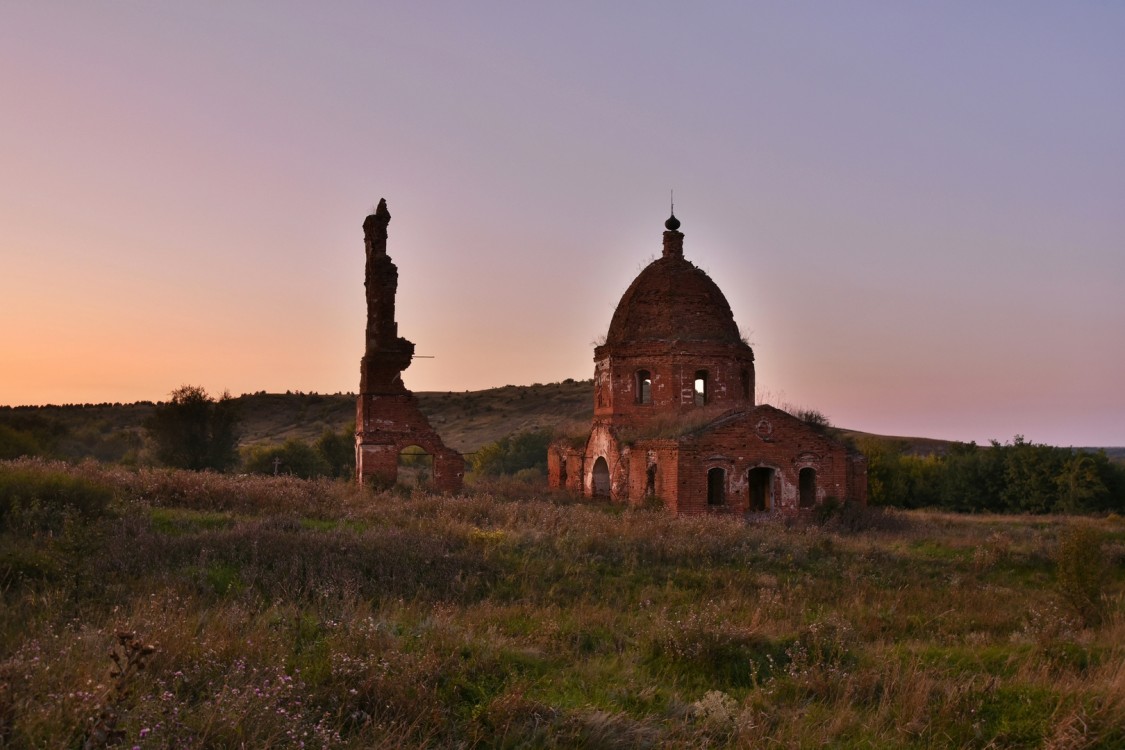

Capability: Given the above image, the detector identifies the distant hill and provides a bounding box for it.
[1086,447,1125,462]
[3,382,1121,462]
[0,380,594,460]
[839,429,959,457]
[235,380,593,454]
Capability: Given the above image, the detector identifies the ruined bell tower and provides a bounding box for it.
[355,199,463,491]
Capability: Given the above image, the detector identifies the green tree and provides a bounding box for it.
[315,425,355,478]
[854,437,938,508]
[938,441,1006,512]
[0,424,42,460]
[0,411,64,458]
[145,386,240,471]
[1001,437,1070,513]
[1056,453,1108,513]
[244,438,331,479]
[471,430,552,477]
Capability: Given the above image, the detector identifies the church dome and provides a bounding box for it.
[604,251,743,348]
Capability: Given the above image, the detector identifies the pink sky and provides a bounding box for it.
[2,3,1123,446]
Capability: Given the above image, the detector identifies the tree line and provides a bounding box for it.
[856,435,1125,513]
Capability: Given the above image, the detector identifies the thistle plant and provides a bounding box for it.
[83,632,156,750]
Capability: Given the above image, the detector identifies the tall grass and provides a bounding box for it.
[1,458,1123,747]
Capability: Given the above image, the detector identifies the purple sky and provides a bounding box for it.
[2,2,1123,446]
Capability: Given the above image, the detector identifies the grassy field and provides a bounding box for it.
[2,459,1123,748]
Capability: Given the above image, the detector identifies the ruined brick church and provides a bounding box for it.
[547,213,866,514]
[354,200,463,492]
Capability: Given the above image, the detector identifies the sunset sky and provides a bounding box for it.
[2,3,1123,446]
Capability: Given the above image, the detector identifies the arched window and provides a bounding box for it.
[741,368,751,401]
[592,457,611,498]
[636,370,652,404]
[707,467,725,505]
[694,370,708,406]
[799,467,817,508]
[645,463,657,498]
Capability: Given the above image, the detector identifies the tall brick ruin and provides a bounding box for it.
[355,199,463,491]
[548,213,866,514]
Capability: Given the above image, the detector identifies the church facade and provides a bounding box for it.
[547,214,866,514]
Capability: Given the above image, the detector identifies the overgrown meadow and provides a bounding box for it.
[2,459,1123,748]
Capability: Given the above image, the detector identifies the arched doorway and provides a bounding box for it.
[799,467,817,508]
[748,467,774,512]
[707,467,726,506]
[592,456,610,498]
[399,445,433,488]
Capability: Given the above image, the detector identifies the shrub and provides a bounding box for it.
[1055,525,1109,628]
[0,461,113,533]
[471,431,551,477]
[244,439,331,479]
[0,424,42,460]
[818,501,908,533]
[314,425,355,478]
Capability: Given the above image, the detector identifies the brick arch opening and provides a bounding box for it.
[707,467,726,506]
[645,463,657,498]
[636,370,652,404]
[748,466,774,512]
[694,370,708,406]
[799,467,817,508]
[592,456,611,498]
[398,445,432,487]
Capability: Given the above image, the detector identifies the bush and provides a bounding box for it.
[314,425,355,478]
[816,500,908,533]
[471,431,551,477]
[0,424,42,460]
[244,439,331,480]
[1055,525,1109,628]
[0,461,113,533]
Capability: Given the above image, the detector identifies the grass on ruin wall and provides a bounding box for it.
[1,458,1124,748]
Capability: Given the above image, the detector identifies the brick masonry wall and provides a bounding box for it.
[356,393,464,492]
[354,203,463,493]
[670,405,857,515]
[593,344,755,426]
[550,404,866,514]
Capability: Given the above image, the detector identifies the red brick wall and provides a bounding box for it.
[669,406,856,515]
[593,343,755,427]
[624,443,679,510]
[355,204,463,493]
[356,393,463,492]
